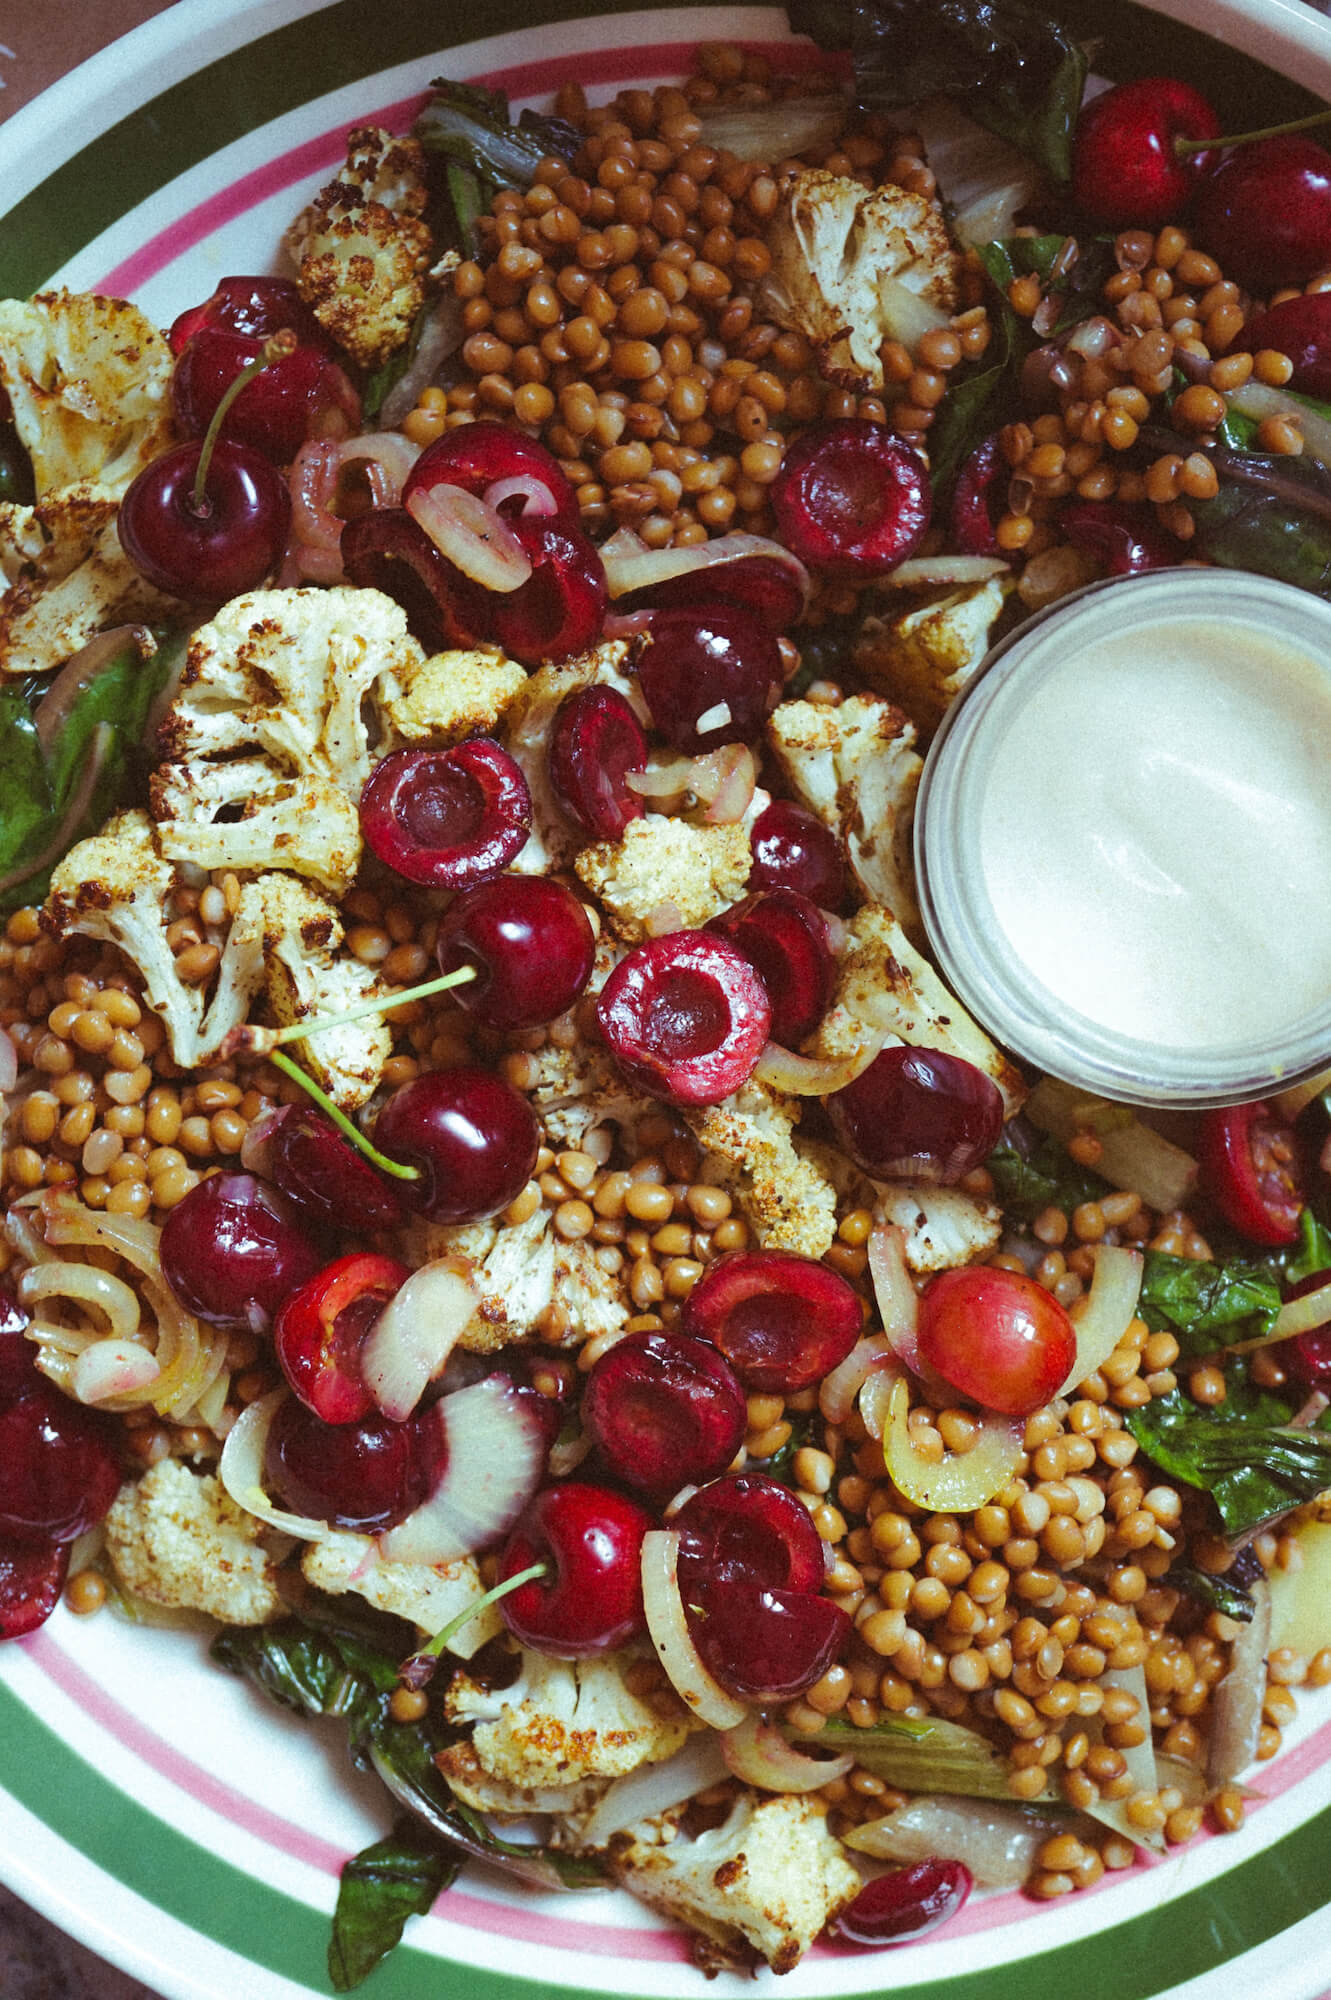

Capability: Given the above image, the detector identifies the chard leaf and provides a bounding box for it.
[1192,452,1331,596]
[415,82,579,191]
[329,1821,456,1992]
[1137,1251,1282,1359]
[1163,1564,1255,1622]
[1284,1208,1331,1287]
[792,1709,1041,1798]
[1127,1366,1331,1536]
[985,1135,1111,1222]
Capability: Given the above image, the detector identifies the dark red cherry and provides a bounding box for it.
[833,1859,973,1946]
[1071,76,1221,227]
[1282,1270,1331,1386]
[158,1172,324,1332]
[769,421,930,578]
[689,1578,851,1699]
[402,423,581,532]
[581,1331,746,1499]
[340,508,491,653]
[0,1384,120,1547]
[0,1284,37,1408]
[0,1537,70,1640]
[1060,499,1183,575]
[707,889,834,1046]
[273,1253,408,1425]
[436,874,595,1030]
[949,433,1005,557]
[498,1481,652,1656]
[359,740,532,890]
[263,1105,405,1233]
[373,1067,540,1225]
[548,685,648,841]
[172,326,360,464]
[489,517,608,665]
[748,800,846,909]
[636,607,784,752]
[596,930,771,1106]
[264,1397,431,1531]
[621,554,806,633]
[680,1249,861,1393]
[168,276,329,355]
[1196,137,1331,291]
[674,1472,827,1595]
[826,1046,1005,1185]
[118,438,291,600]
[1235,290,1331,398]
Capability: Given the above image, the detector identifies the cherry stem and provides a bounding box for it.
[398,1562,548,1687]
[258,963,478,1054]
[1175,105,1331,157]
[268,1047,422,1183]
[190,327,298,512]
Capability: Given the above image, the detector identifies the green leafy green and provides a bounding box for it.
[786,0,1088,181]
[1192,452,1331,596]
[1163,1564,1256,1621]
[1136,1251,1282,1360]
[791,1709,1045,1799]
[1127,1363,1331,1537]
[329,1821,456,1993]
[985,1135,1112,1222]
[1283,1208,1331,1288]
[415,81,580,194]
[0,629,184,913]
[361,304,429,422]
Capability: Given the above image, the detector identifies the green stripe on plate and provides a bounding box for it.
[0,1673,1328,2000]
[3,0,1324,300]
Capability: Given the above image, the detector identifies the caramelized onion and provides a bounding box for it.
[405,484,531,592]
[1057,1243,1143,1396]
[754,1040,882,1096]
[882,1372,1025,1510]
[720,1712,854,1792]
[601,528,809,609]
[641,1528,749,1729]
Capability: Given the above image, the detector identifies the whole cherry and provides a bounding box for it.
[435,874,596,1031]
[1071,76,1221,227]
[1236,291,1331,398]
[498,1481,653,1656]
[1196,135,1331,290]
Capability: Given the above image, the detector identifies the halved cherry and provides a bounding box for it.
[596,930,771,1107]
[262,1105,406,1234]
[0,1384,121,1547]
[680,1249,862,1393]
[770,421,930,578]
[0,1538,70,1641]
[620,554,806,633]
[0,1284,37,1408]
[264,1398,433,1532]
[707,889,835,1047]
[826,1047,1005,1185]
[489,517,608,665]
[1197,1100,1305,1247]
[359,740,532,889]
[636,607,784,752]
[688,1578,851,1700]
[341,508,491,653]
[548,685,648,841]
[747,800,846,910]
[273,1253,409,1425]
[674,1473,827,1596]
[402,423,581,532]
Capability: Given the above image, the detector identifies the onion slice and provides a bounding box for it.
[1272,1280,1331,1342]
[695,92,847,162]
[1057,1243,1143,1396]
[484,473,561,518]
[1230,380,1331,468]
[819,1333,893,1426]
[378,1376,547,1563]
[877,555,1009,590]
[844,1796,1054,1886]
[361,1259,477,1422]
[406,484,532,592]
[1208,1579,1272,1786]
[754,1038,882,1097]
[219,1390,340,1541]
[33,626,152,750]
[0,1027,15,1095]
[578,1733,731,1849]
[720,1712,853,1793]
[882,1372,1025,1510]
[72,1339,161,1404]
[640,1528,749,1729]
[601,528,809,610]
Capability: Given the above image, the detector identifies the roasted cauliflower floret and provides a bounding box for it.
[378,644,528,746]
[609,1792,858,1975]
[247,871,391,1110]
[0,292,173,499]
[445,1648,693,1788]
[415,1204,630,1350]
[855,576,1007,737]
[521,1038,649,1152]
[685,1080,838,1259]
[575,816,751,942]
[761,170,960,388]
[151,586,420,892]
[434,1739,608,1817]
[874,1182,1003,1272]
[767,693,922,928]
[0,511,179,678]
[816,904,1026,1116]
[288,127,434,369]
[300,1533,500,1657]
[103,1459,281,1625]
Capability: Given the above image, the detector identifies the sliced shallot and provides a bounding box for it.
[875,554,1009,590]
[880,1371,1025,1511]
[1056,1242,1143,1396]
[484,473,562,517]
[844,1796,1055,1886]
[220,1389,341,1541]
[601,528,809,610]
[1208,1580,1272,1786]
[819,1333,893,1426]
[406,484,532,592]
[33,626,152,752]
[577,1733,732,1849]
[720,1711,853,1792]
[378,1376,547,1564]
[360,1259,478,1422]
[0,1028,15,1096]
[754,1039,881,1097]
[71,1339,161,1405]
[640,1528,749,1729]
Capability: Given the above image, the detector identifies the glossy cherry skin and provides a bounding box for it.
[748,800,846,910]
[826,1047,1005,1185]
[596,930,771,1107]
[263,1104,406,1234]
[620,554,806,633]
[680,1249,862,1393]
[916,1266,1077,1416]
[402,423,581,532]
[636,607,784,753]
[498,1481,653,1656]
[548,685,648,841]
[688,1578,851,1700]
[264,1397,432,1532]
[172,325,360,465]
[1235,292,1331,400]
[436,874,595,1031]
[949,434,1004,558]
[359,740,532,890]
[341,508,490,653]
[1196,137,1331,291]
[118,438,292,600]
[674,1473,827,1596]
[707,889,835,1046]
[581,1331,747,1499]
[0,1538,70,1640]
[488,518,608,666]
[832,1859,973,1946]
[1071,76,1220,227]
[158,1172,324,1332]
[167,276,329,355]
[0,1383,121,1546]
[1059,499,1183,576]
[0,1284,37,1407]
[769,422,930,578]
[373,1067,540,1226]
[273,1253,409,1425]
[1281,1269,1331,1386]
[1197,1101,1304,1246]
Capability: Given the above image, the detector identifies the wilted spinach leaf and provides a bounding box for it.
[1192,451,1331,595]
[985,1135,1111,1221]
[1127,1364,1331,1536]
[329,1821,457,1993]
[1137,1251,1282,1359]
[1163,1563,1255,1621]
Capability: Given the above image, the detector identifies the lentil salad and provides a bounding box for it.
[4,14,1331,1990]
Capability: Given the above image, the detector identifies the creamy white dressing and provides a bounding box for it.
[976,617,1331,1048]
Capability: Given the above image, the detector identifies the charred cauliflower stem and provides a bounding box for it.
[8,35,1331,1997]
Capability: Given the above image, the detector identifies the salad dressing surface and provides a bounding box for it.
[977,617,1331,1047]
